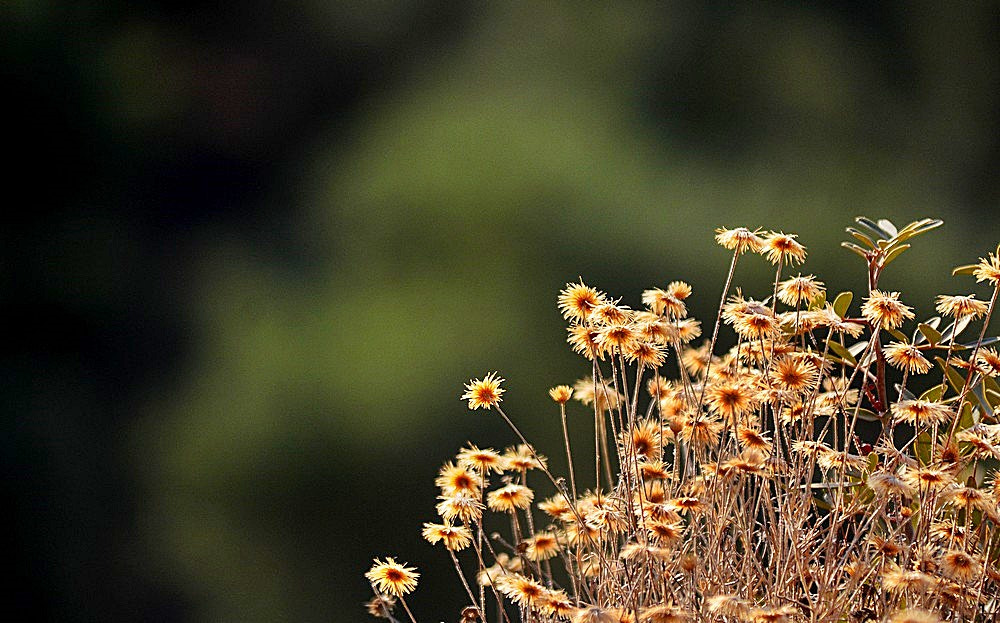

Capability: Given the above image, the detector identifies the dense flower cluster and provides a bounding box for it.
[365,218,1000,622]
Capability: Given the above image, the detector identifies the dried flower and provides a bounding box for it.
[936,294,989,319]
[549,385,573,404]
[421,522,472,551]
[762,232,807,265]
[884,342,932,374]
[862,290,914,330]
[715,227,765,254]
[777,274,824,306]
[973,252,1000,285]
[487,484,534,513]
[365,557,419,597]
[558,280,605,322]
[462,372,505,410]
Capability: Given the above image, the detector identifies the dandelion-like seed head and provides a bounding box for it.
[462,372,505,410]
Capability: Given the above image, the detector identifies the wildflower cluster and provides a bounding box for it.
[365,218,1000,622]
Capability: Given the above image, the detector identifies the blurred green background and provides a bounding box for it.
[5,1,998,621]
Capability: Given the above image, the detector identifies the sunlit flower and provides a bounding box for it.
[939,549,980,583]
[867,471,914,498]
[679,414,723,449]
[769,356,819,393]
[762,232,807,265]
[862,290,914,330]
[706,382,760,423]
[619,418,662,461]
[973,252,1000,285]
[548,385,573,404]
[523,532,560,561]
[435,462,482,495]
[777,274,824,306]
[567,324,603,360]
[625,341,668,368]
[436,493,483,524]
[503,444,546,472]
[975,348,1000,377]
[487,484,534,513]
[715,227,765,254]
[456,445,505,475]
[495,573,545,608]
[421,522,472,551]
[365,557,419,597]
[596,322,640,355]
[642,288,687,318]
[891,400,952,427]
[462,372,505,410]
[558,280,605,322]
[884,342,932,374]
[936,294,989,319]
[573,377,623,412]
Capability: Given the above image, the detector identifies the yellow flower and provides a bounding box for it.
[762,231,807,265]
[548,385,573,404]
[557,280,605,322]
[715,226,765,254]
[936,294,988,319]
[777,274,824,306]
[884,342,932,374]
[973,252,1000,285]
[421,522,472,551]
[487,484,534,513]
[365,557,419,597]
[461,372,505,410]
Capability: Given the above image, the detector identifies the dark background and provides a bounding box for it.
[5,2,998,621]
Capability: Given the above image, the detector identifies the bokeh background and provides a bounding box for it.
[5,2,999,621]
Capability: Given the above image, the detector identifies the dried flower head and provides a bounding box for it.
[364,594,396,618]
[888,610,942,623]
[462,372,505,410]
[975,348,1000,377]
[523,532,561,561]
[487,484,534,513]
[503,444,546,471]
[495,572,545,608]
[762,232,807,265]
[421,522,472,551]
[365,557,419,597]
[862,290,914,330]
[436,493,483,524]
[973,252,1000,285]
[456,445,505,475]
[884,342,932,374]
[435,462,482,495]
[939,549,980,583]
[891,400,952,427]
[558,280,605,322]
[548,385,573,404]
[935,294,989,319]
[769,356,819,393]
[777,274,824,306]
[573,377,623,412]
[642,288,687,318]
[715,227,765,254]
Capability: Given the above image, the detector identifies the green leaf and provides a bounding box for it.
[940,316,973,344]
[935,356,966,394]
[914,431,932,464]
[919,384,944,402]
[855,408,881,423]
[832,291,853,318]
[887,328,909,343]
[952,264,979,276]
[828,340,856,365]
[917,323,942,347]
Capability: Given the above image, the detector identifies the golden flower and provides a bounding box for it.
[736,426,772,453]
[973,252,1000,285]
[943,485,994,512]
[503,444,546,472]
[476,553,519,587]
[573,377,623,412]
[567,324,603,360]
[523,532,560,561]
[749,605,797,623]
[715,227,765,254]
[891,400,952,427]
[888,610,941,623]
[667,280,692,301]
[558,280,605,322]
[681,342,713,377]
[769,356,819,393]
[672,318,702,343]
[487,484,534,513]
[868,534,905,557]
[537,494,573,521]
[495,573,545,608]
[666,496,704,514]
[956,428,1000,459]
[777,274,824,306]
[642,288,685,318]
[814,304,866,337]
[619,418,662,461]
[638,459,671,481]
[646,520,684,544]
[940,549,980,583]
[462,372,505,410]
[861,290,914,330]
[762,232,807,265]
[706,382,760,423]
[573,607,620,623]
[903,467,953,492]
[706,595,750,619]
[975,348,1000,377]
[435,462,482,495]
[596,323,640,355]
[592,302,631,326]
[421,522,472,551]
[537,589,574,617]
[456,445,505,474]
[679,414,723,449]
[625,341,668,368]
[884,342,932,374]
[365,557,419,597]
[436,493,483,524]
[636,316,672,344]
[867,471,914,498]
[548,385,573,404]
[936,294,989,319]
